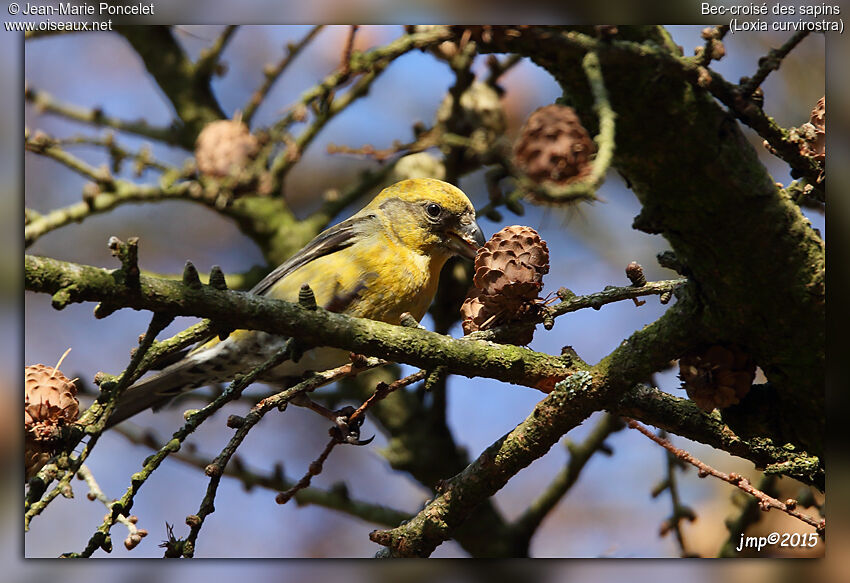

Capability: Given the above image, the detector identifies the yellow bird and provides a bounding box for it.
[107,178,485,427]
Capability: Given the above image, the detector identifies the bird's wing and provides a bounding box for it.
[250,212,375,297]
[186,211,378,353]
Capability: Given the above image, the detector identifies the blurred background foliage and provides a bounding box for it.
[17,21,826,562]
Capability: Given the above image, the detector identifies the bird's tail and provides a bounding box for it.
[105,358,215,428]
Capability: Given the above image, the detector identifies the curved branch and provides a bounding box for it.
[508,413,624,553]
[613,384,823,490]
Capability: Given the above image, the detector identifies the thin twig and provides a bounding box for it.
[110,423,410,527]
[243,25,324,124]
[313,158,399,229]
[194,25,238,79]
[249,369,422,537]
[485,54,522,86]
[510,413,623,547]
[77,464,149,551]
[465,278,687,342]
[339,25,360,78]
[66,339,300,558]
[26,312,173,531]
[24,178,212,249]
[741,30,810,96]
[625,419,824,535]
[274,438,339,506]
[488,49,615,208]
[718,474,778,557]
[695,25,729,67]
[265,27,453,190]
[26,134,113,184]
[614,384,823,490]
[182,357,385,555]
[51,133,172,173]
[25,85,185,146]
[24,437,100,532]
[550,29,822,185]
[654,429,697,557]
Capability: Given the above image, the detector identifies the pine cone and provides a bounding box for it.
[802,96,825,164]
[461,226,549,344]
[678,345,755,412]
[513,104,596,191]
[25,363,79,479]
[195,120,260,178]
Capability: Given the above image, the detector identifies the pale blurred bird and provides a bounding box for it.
[107,178,485,427]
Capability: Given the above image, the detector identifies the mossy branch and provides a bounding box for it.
[613,384,823,490]
[26,253,578,390]
[368,297,697,557]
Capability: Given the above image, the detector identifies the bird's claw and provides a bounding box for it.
[346,434,376,446]
[329,406,374,446]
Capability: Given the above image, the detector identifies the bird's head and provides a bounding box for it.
[366,178,485,260]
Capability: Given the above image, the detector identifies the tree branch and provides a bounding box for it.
[114,422,411,527]
[116,26,226,145]
[613,384,823,490]
[24,179,205,248]
[368,299,696,556]
[25,85,185,146]
[508,413,624,553]
[242,25,324,124]
[625,419,823,533]
[25,254,579,391]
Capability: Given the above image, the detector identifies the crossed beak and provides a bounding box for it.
[446,218,486,260]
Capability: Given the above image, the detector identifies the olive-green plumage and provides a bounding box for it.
[107,178,484,427]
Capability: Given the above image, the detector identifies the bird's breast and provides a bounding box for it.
[345,236,443,323]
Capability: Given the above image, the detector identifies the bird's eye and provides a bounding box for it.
[425,203,442,218]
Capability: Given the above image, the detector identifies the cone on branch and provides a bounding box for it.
[772,96,825,171]
[801,96,825,164]
[195,119,260,178]
[460,225,549,344]
[25,359,79,480]
[512,104,596,202]
[678,345,756,412]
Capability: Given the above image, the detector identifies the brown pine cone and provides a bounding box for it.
[461,226,549,344]
[25,363,79,479]
[803,96,825,164]
[195,120,260,178]
[513,104,596,191]
[678,345,756,412]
